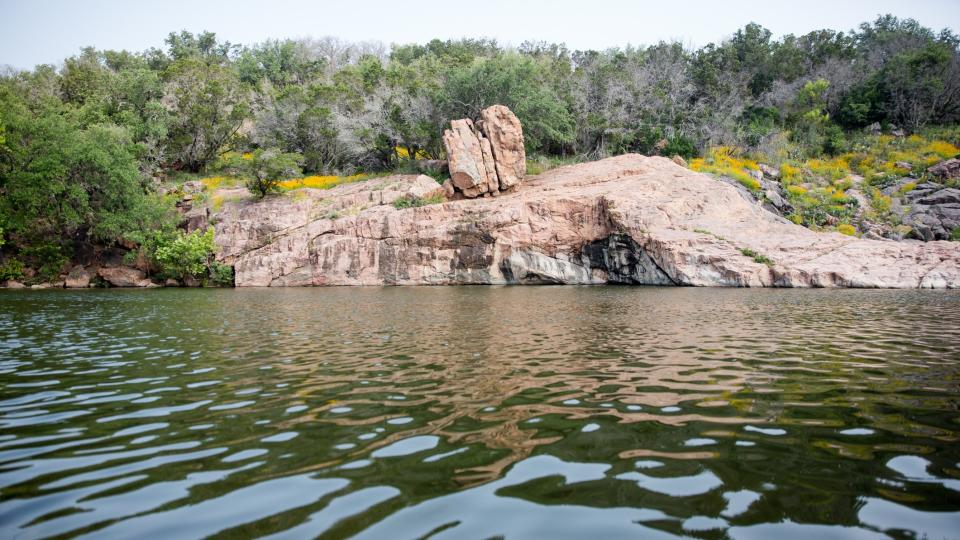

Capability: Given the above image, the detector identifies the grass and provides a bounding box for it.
[693,227,727,241]
[740,247,773,266]
[526,154,585,176]
[392,193,445,209]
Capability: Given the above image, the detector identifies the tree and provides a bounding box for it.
[441,54,574,152]
[163,58,250,172]
[0,84,171,262]
[246,148,303,198]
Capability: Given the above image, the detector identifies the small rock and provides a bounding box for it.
[5,281,26,289]
[441,179,455,199]
[182,180,205,194]
[165,278,180,287]
[759,164,780,179]
[867,122,882,135]
[183,275,201,287]
[895,161,912,172]
[671,155,688,168]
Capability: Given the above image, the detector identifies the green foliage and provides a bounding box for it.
[392,193,445,209]
[20,243,69,282]
[152,227,217,281]
[441,54,575,151]
[208,261,234,287]
[246,149,304,198]
[164,58,250,172]
[740,248,773,266]
[0,85,174,258]
[951,227,960,241]
[0,259,25,281]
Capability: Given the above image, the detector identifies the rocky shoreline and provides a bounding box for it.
[4,106,959,290]
[211,153,959,288]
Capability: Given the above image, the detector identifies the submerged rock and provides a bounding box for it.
[213,154,960,288]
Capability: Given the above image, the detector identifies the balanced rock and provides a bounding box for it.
[442,105,525,198]
[478,105,526,190]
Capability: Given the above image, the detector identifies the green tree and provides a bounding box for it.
[163,58,250,172]
[246,148,303,198]
[441,54,574,152]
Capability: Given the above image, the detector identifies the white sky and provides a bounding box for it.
[2,0,959,69]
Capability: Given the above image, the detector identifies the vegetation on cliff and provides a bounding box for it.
[0,16,958,283]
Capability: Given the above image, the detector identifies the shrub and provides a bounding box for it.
[392,193,445,209]
[246,149,304,198]
[0,259,25,281]
[951,227,960,241]
[740,247,773,266]
[837,224,857,236]
[20,243,68,282]
[153,227,216,281]
[208,261,234,286]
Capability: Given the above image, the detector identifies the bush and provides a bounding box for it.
[153,227,216,280]
[740,247,773,266]
[838,224,857,236]
[0,259,25,281]
[951,227,960,241]
[208,261,234,286]
[392,193,445,209]
[246,148,304,198]
[20,243,68,282]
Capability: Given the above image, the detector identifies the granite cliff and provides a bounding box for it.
[213,153,960,288]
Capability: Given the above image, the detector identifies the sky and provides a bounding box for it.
[2,0,959,69]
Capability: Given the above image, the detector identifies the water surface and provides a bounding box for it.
[1,287,959,539]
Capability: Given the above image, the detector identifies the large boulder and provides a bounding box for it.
[64,265,92,288]
[928,158,960,181]
[902,184,960,241]
[442,119,496,198]
[478,105,526,191]
[98,267,152,287]
[442,105,525,198]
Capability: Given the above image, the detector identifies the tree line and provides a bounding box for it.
[1,15,958,278]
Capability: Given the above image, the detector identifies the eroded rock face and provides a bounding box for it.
[902,183,960,241]
[442,105,525,198]
[213,155,960,288]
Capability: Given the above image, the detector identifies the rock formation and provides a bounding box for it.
[213,154,960,288]
[442,105,525,198]
[900,183,960,241]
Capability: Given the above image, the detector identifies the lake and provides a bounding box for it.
[1,287,959,539]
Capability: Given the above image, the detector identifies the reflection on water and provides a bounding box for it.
[1,287,958,539]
